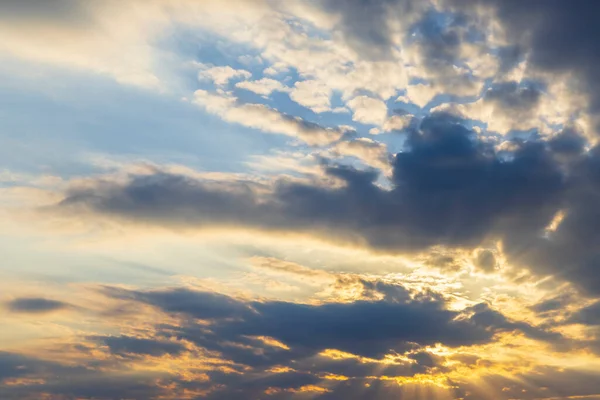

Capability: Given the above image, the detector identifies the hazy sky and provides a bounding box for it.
[2,1,600,399]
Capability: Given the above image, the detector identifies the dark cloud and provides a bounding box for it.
[104,286,254,321]
[104,282,559,361]
[473,249,496,273]
[320,0,423,61]
[549,128,587,156]
[483,80,542,111]
[496,45,523,74]
[98,335,186,357]
[58,113,561,249]
[407,8,484,96]
[0,352,44,381]
[530,293,575,315]
[6,297,70,314]
[450,0,600,117]
[57,112,600,294]
[507,146,600,295]
[0,280,570,400]
[0,0,86,22]
[410,10,465,72]
[0,351,166,400]
[569,301,600,325]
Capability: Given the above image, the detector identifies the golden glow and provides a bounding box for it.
[248,335,291,350]
[545,209,567,235]
[375,374,455,389]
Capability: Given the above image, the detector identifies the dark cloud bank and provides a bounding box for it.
[0,279,570,399]
[60,112,600,295]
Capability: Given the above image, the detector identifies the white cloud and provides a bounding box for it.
[235,78,288,96]
[237,55,263,66]
[0,0,273,89]
[331,107,349,114]
[289,80,332,113]
[451,79,588,135]
[404,83,442,108]
[333,138,390,171]
[263,62,290,76]
[347,96,388,126]
[0,0,583,141]
[382,114,412,132]
[197,63,251,86]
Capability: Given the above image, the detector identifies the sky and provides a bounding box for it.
[3,0,600,399]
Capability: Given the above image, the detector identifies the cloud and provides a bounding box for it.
[55,113,561,250]
[472,249,497,273]
[402,9,487,101]
[6,297,70,314]
[235,78,288,96]
[102,282,555,360]
[332,138,391,170]
[104,286,253,321]
[347,96,388,126]
[193,90,345,145]
[449,0,600,122]
[455,81,543,133]
[198,64,252,86]
[289,80,332,113]
[318,0,425,61]
[98,335,186,357]
[451,80,583,135]
[249,256,334,283]
[0,275,576,400]
[53,112,600,295]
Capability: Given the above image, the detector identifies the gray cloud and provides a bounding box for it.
[103,281,560,361]
[450,0,600,118]
[98,335,186,357]
[0,0,88,24]
[56,113,600,294]
[6,297,70,314]
[473,249,497,273]
[0,278,574,399]
[320,0,425,60]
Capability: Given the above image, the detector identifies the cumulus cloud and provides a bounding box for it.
[454,81,542,134]
[382,114,412,132]
[235,78,288,96]
[289,80,332,113]
[449,0,600,124]
[347,96,388,126]
[452,80,584,135]
[198,64,252,86]
[318,0,426,61]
